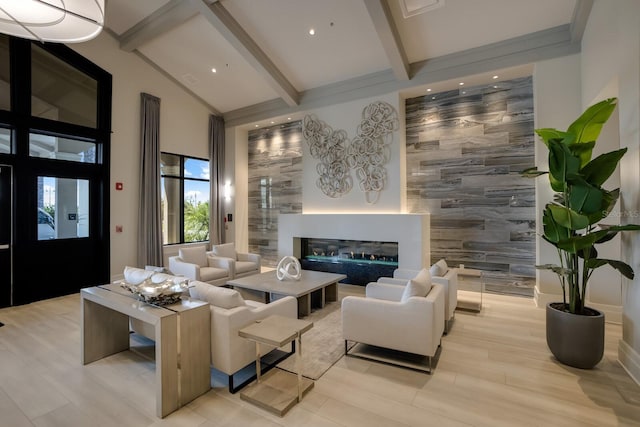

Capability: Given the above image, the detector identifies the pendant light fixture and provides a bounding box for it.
[0,0,104,43]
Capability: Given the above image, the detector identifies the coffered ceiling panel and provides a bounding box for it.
[138,14,279,113]
[220,0,390,91]
[104,0,172,36]
[388,0,577,63]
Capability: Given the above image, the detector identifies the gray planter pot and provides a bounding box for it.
[546,302,604,369]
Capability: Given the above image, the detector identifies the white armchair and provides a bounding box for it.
[378,262,457,333]
[188,280,297,393]
[209,242,261,279]
[168,246,231,286]
[342,279,445,373]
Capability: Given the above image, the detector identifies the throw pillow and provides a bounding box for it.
[179,246,208,267]
[401,279,429,302]
[412,268,432,288]
[191,281,246,309]
[212,243,236,259]
[435,259,449,275]
[429,264,440,277]
[124,266,155,284]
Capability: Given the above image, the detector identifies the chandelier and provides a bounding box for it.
[0,0,104,43]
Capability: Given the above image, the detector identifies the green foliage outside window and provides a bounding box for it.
[184,200,209,242]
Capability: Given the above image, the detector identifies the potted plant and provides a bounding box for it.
[523,97,640,369]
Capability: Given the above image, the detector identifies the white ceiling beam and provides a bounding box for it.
[570,0,594,43]
[363,0,410,81]
[119,0,200,52]
[191,0,300,107]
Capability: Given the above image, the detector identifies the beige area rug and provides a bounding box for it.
[276,284,362,380]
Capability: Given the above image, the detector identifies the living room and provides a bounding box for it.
[1,0,640,425]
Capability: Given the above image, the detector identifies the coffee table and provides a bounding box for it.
[227,270,346,317]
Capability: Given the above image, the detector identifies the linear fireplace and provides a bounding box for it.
[300,238,398,285]
[279,213,430,284]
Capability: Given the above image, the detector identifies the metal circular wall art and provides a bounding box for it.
[302,101,398,204]
[303,115,352,198]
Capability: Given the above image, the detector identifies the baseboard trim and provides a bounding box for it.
[618,339,640,387]
[533,287,622,323]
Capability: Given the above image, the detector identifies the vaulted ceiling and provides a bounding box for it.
[104,0,588,127]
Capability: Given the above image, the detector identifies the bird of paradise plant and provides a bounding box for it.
[522,98,640,315]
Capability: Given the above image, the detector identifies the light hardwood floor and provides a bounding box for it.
[1,286,639,427]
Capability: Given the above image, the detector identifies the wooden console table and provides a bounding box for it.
[81,285,210,418]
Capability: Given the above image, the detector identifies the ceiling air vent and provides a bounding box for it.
[182,73,199,86]
[399,0,444,18]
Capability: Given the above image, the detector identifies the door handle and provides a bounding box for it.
[0,244,9,249]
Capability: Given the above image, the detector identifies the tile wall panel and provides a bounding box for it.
[406,77,535,297]
[247,121,303,267]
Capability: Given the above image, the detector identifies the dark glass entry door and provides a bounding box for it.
[0,164,12,307]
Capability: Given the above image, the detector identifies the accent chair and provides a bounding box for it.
[168,245,232,286]
[342,269,445,373]
[188,280,297,392]
[209,242,261,279]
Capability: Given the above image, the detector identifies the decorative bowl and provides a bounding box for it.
[120,278,188,306]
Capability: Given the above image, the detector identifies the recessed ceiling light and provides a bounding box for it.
[254,124,259,128]
[493,75,499,79]
[426,88,432,92]
[287,117,292,121]
[270,121,275,124]
[309,28,315,35]
[211,68,217,73]
[459,82,464,86]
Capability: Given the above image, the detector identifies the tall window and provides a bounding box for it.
[0,34,112,306]
[161,153,210,244]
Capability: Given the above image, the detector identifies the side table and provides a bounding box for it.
[238,314,314,416]
[456,267,484,312]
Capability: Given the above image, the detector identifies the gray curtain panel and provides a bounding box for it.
[210,115,225,245]
[138,93,163,267]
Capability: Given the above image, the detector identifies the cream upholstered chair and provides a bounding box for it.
[342,269,445,373]
[168,246,231,286]
[209,242,261,279]
[188,280,297,392]
[378,260,457,333]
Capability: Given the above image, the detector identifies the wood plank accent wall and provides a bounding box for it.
[405,77,535,296]
[248,121,303,266]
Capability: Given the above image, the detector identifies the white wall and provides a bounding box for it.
[532,54,582,304]
[581,0,640,383]
[70,32,214,278]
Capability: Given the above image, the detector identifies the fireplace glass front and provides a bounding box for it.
[299,238,398,285]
